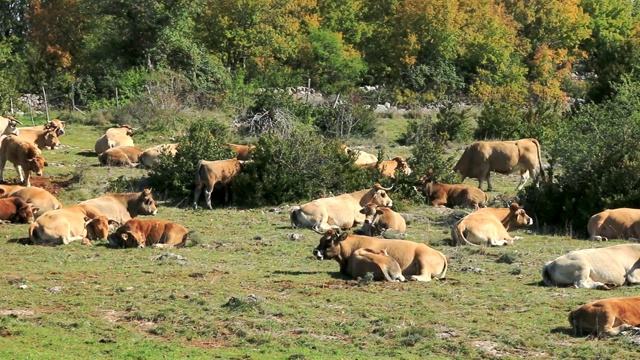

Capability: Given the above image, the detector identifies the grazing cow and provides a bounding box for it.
[108,218,189,249]
[226,143,255,161]
[359,203,406,236]
[17,128,60,150]
[451,203,533,246]
[0,197,37,224]
[79,189,157,224]
[291,184,394,232]
[587,208,640,241]
[569,296,640,337]
[0,135,47,187]
[193,158,243,209]
[453,138,545,191]
[414,175,488,209]
[344,146,378,166]
[348,248,406,282]
[28,204,113,245]
[0,115,21,136]
[0,185,61,218]
[94,125,135,154]
[98,146,143,167]
[313,229,447,282]
[20,119,65,136]
[139,143,178,168]
[542,243,640,289]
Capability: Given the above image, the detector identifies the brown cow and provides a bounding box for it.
[0,185,62,218]
[193,158,243,209]
[0,135,47,187]
[348,248,406,282]
[0,197,37,224]
[28,204,113,245]
[0,116,21,136]
[138,143,178,168]
[79,189,157,224]
[569,296,640,337]
[17,128,60,150]
[451,203,533,246]
[20,119,65,136]
[226,143,255,161]
[414,175,488,209]
[587,208,640,241]
[291,184,394,232]
[108,218,189,249]
[359,203,406,236]
[94,125,135,154]
[313,229,447,282]
[453,138,545,191]
[98,146,143,167]
[360,156,413,179]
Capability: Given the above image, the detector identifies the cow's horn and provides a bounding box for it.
[376,184,393,191]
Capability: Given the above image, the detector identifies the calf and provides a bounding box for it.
[359,203,406,236]
[569,296,640,337]
[28,204,112,245]
[414,175,488,209]
[98,146,143,167]
[348,248,405,282]
[108,218,189,249]
[226,143,255,161]
[451,203,533,246]
[0,197,37,224]
[0,135,47,187]
[193,158,243,209]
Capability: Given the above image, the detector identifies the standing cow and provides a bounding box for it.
[453,138,545,191]
[0,135,47,187]
[193,158,244,209]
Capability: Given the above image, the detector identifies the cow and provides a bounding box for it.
[139,143,178,168]
[348,248,406,282]
[290,184,394,232]
[0,115,21,136]
[343,146,378,166]
[359,203,406,236]
[0,185,61,218]
[451,202,533,246]
[360,156,413,179]
[16,127,60,150]
[226,143,255,161]
[20,119,65,136]
[94,125,135,154]
[542,243,640,289]
[0,197,37,224]
[108,218,189,249]
[98,146,143,167]
[193,158,243,209]
[0,135,47,187]
[569,296,640,337]
[453,138,545,191]
[79,189,157,224]
[313,228,448,282]
[413,175,488,209]
[587,208,640,241]
[28,204,113,245]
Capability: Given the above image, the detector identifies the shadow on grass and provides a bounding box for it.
[77,150,97,157]
[272,270,335,276]
[551,327,575,336]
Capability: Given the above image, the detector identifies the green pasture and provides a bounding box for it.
[0,118,637,359]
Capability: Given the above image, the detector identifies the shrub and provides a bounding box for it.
[312,96,377,138]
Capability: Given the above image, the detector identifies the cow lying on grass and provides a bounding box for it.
[108,218,190,249]
[349,248,405,282]
[0,197,37,224]
[451,203,533,246]
[413,175,487,209]
[359,203,406,236]
[0,185,62,218]
[587,208,640,241]
[28,204,112,245]
[569,296,640,337]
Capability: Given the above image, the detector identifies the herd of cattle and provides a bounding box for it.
[1,116,639,337]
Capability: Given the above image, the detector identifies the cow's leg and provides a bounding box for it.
[0,156,6,183]
[23,171,31,187]
[13,164,24,184]
[625,267,640,284]
[516,170,530,190]
[193,184,202,209]
[409,260,434,282]
[485,171,493,191]
[574,279,608,289]
[204,183,215,210]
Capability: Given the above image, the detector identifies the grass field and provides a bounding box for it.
[0,119,638,359]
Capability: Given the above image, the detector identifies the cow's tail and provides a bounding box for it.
[290,206,302,229]
[532,138,546,181]
[28,222,39,244]
[438,253,448,279]
[194,160,205,187]
[541,261,556,287]
[451,220,476,246]
[380,265,395,282]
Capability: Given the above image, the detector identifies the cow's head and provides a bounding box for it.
[120,124,134,137]
[25,156,47,176]
[116,228,146,249]
[507,202,534,229]
[84,216,113,240]
[313,228,348,261]
[359,203,384,225]
[136,189,158,216]
[392,157,412,176]
[43,128,60,149]
[15,202,37,224]
[369,184,393,207]
[4,116,21,136]
[45,119,65,136]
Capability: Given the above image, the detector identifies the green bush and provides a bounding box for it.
[312,96,377,138]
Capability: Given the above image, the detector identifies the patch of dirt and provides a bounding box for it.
[0,309,35,317]
[28,174,77,195]
[187,338,229,349]
[472,340,507,357]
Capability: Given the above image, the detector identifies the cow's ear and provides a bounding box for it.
[120,233,129,240]
[108,220,120,227]
[376,209,384,215]
[509,202,520,212]
[0,189,4,195]
[337,232,349,242]
[359,208,366,214]
[31,207,40,214]
[44,161,48,167]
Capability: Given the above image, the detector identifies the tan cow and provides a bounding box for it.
[79,189,158,224]
[542,243,640,289]
[20,119,65,136]
[451,203,533,246]
[28,204,113,245]
[0,116,21,136]
[360,156,413,178]
[414,175,487,209]
[313,229,447,282]
[290,184,394,232]
[344,146,378,166]
[359,203,406,236]
[193,158,243,209]
[348,248,406,282]
[98,146,143,167]
[226,143,255,161]
[139,143,178,168]
[453,138,545,191]
[0,135,47,187]
[569,296,640,337]
[587,208,640,241]
[108,218,189,249]
[94,125,135,154]
[17,128,60,150]
[0,185,62,218]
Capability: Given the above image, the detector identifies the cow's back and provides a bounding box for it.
[10,187,62,217]
[80,196,129,224]
[2,135,38,163]
[588,208,640,240]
